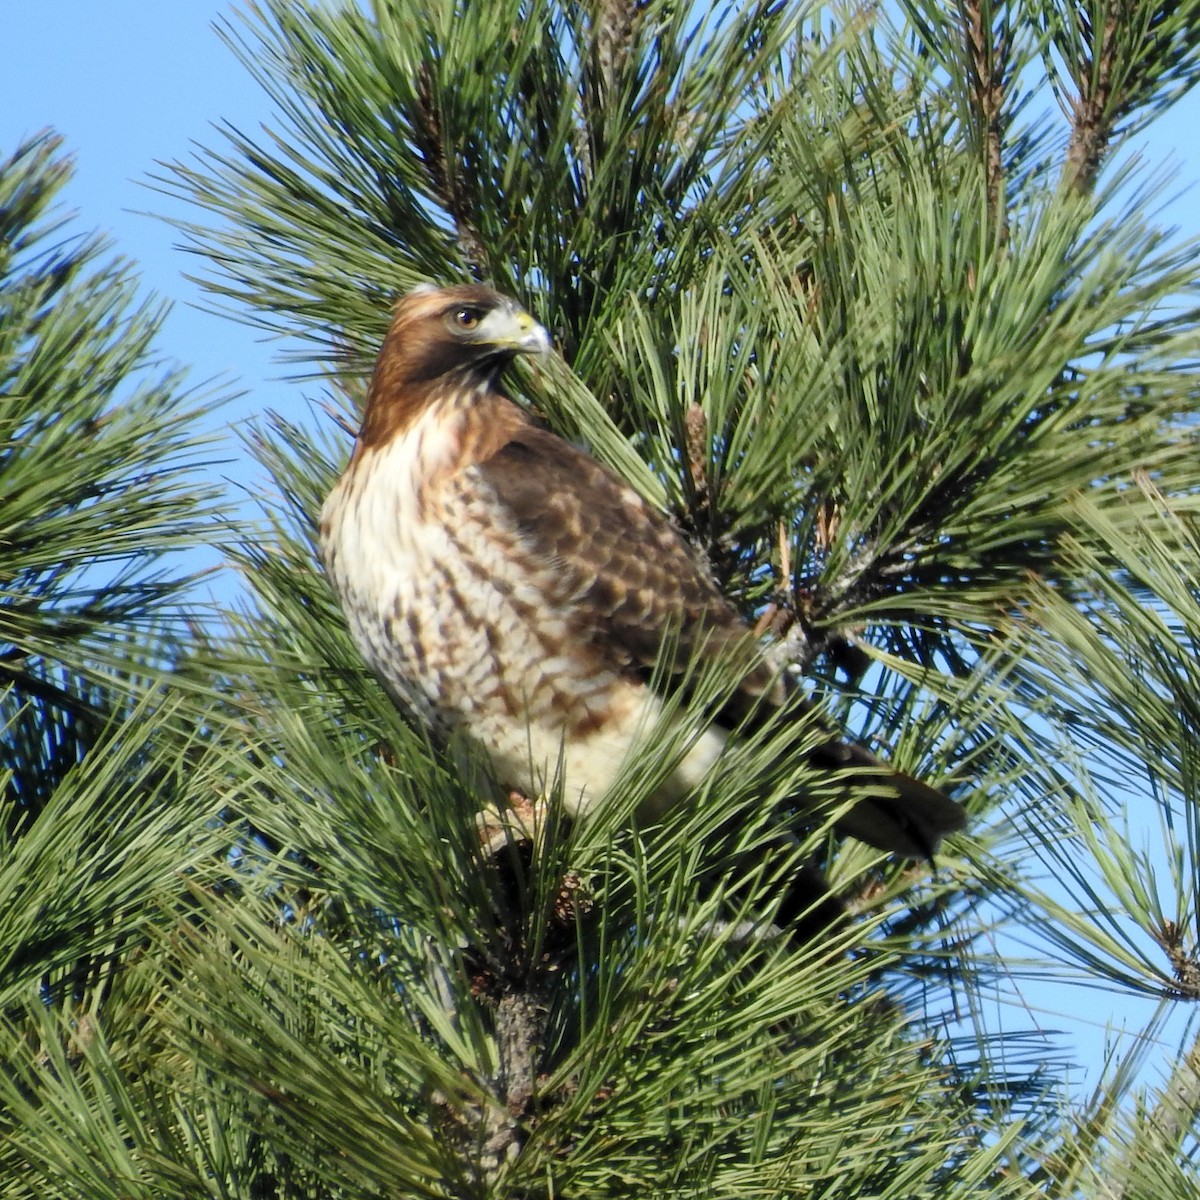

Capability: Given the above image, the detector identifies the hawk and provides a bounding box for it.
[319,284,965,860]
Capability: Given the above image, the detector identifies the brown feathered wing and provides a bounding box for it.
[472,422,965,858]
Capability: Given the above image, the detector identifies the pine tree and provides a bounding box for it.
[4,1,1200,1196]
[0,134,237,1188]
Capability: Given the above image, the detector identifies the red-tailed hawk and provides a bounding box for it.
[319,284,965,859]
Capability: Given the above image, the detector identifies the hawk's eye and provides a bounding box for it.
[453,307,482,330]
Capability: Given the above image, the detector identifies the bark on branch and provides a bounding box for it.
[1065,6,1123,192]
[961,0,1009,232]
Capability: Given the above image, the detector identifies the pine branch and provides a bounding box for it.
[1153,919,1200,1000]
[1106,1029,1200,1200]
[412,63,489,279]
[961,0,1009,230]
[1065,3,1124,191]
[0,658,108,735]
[1050,0,1200,193]
[589,0,638,113]
[486,987,547,1173]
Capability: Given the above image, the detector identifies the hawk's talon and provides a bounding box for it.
[476,791,548,857]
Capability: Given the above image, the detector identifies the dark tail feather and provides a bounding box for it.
[808,739,967,859]
[736,683,967,859]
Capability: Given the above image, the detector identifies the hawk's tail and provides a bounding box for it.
[808,738,967,859]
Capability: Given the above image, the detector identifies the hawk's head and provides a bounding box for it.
[358,283,549,447]
[387,283,548,382]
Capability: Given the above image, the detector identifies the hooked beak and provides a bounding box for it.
[477,304,551,356]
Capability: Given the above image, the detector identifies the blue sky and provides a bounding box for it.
[2,2,293,472]
[5,2,1200,1101]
